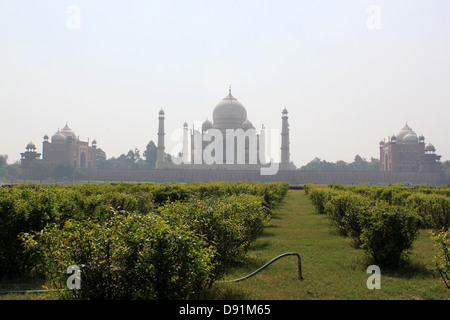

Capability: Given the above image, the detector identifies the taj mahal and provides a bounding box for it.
[154,87,291,173]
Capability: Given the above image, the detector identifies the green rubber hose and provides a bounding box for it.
[221,252,304,283]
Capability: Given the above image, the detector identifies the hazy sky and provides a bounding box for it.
[1,0,449,167]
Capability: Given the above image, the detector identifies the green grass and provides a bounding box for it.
[213,189,450,300]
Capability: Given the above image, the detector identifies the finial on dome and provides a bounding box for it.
[229,84,231,95]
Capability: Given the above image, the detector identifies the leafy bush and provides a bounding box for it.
[21,210,213,300]
[306,185,333,214]
[0,187,57,277]
[0,182,289,299]
[406,193,450,230]
[325,191,371,246]
[430,228,450,289]
[359,203,421,268]
[160,194,270,283]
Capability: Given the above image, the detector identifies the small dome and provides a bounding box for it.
[212,90,247,130]
[51,130,65,142]
[379,140,385,146]
[242,119,255,130]
[202,119,213,132]
[403,132,418,143]
[26,142,36,150]
[43,134,49,141]
[425,143,436,152]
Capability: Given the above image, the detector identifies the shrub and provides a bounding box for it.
[325,191,371,246]
[430,228,450,289]
[307,185,333,214]
[2,181,287,282]
[0,187,57,277]
[406,193,449,230]
[21,210,213,300]
[359,203,421,268]
[160,194,270,283]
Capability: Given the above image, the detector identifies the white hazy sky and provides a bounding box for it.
[1,0,449,167]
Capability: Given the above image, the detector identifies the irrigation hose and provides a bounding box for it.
[0,252,304,294]
[220,252,304,283]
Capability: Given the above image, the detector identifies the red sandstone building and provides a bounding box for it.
[20,142,41,168]
[379,123,441,173]
[42,123,97,169]
[20,123,97,169]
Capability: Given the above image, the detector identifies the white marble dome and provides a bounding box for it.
[212,91,247,130]
[51,130,65,142]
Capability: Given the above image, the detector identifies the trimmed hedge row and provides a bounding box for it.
[2,181,289,299]
[21,211,214,300]
[304,184,449,268]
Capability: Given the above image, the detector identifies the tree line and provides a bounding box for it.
[298,155,380,172]
[1,149,450,183]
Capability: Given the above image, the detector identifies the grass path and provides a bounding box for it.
[214,189,450,300]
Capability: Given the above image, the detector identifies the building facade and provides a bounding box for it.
[155,88,291,171]
[42,123,97,169]
[379,123,441,173]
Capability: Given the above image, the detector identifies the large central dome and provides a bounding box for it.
[212,89,247,130]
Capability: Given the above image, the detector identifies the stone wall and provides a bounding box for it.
[77,168,444,186]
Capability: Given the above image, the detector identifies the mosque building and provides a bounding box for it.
[39,123,98,169]
[155,87,291,171]
[379,123,441,173]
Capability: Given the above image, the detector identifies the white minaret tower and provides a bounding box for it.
[182,121,190,164]
[280,108,290,170]
[156,109,165,168]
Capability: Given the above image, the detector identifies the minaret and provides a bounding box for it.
[182,121,189,164]
[280,108,290,170]
[156,109,165,168]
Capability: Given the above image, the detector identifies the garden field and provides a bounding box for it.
[0,182,448,300]
[214,188,449,300]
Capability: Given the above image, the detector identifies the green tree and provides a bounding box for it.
[0,154,7,167]
[96,148,106,161]
[5,162,21,180]
[52,162,74,180]
[143,140,157,169]
[29,159,52,180]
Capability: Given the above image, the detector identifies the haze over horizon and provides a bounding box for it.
[1,0,449,167]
